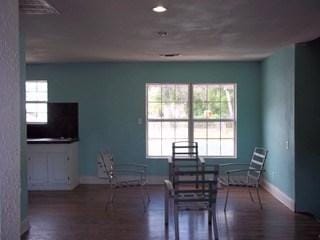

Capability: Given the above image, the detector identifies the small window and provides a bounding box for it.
[26,80,48,124]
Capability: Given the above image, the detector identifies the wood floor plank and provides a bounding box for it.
[22,185,320,240]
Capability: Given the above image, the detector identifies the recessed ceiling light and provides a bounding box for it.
[152,5,167,13]
[157,31,168,37]
[160,53,180,57]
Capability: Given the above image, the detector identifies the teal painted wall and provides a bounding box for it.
[262,46,295,199]
[27,62,262,177]
[295,38,320,218]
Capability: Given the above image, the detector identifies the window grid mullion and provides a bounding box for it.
[219,87,222,155]
[160,86,163,155]
[206,121,209,155]
[192,119,235,123]
[26,101,47,104]
[173,86,176,142]
[188,84,193,146]
[148,119,188,122]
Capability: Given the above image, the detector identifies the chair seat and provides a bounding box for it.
[114,181,144,188]
[176,202,210,211]
[219,176,248,186]
[176,192,212,201]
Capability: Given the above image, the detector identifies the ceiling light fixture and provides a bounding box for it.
[157,31,168,37]
[152,5,167,13]
[160,53,180,57]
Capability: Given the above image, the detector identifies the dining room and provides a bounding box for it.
[1,1,320,239]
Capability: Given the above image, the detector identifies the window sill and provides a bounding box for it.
[146,156,237,160]
[27,122,48,125]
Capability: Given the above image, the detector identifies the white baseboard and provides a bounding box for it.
[79,176,109,184]
[147,176,167,184]
[262,179,295,211]
[21,217,30,235]
[79,175,167,185]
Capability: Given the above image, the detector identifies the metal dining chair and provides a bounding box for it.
[219,147,268,211]
[165,141,219,240]
[97,149,150,211]
[164,165,220,240]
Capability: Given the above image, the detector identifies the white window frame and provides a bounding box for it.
[146,83,237,158]
[25,80,48,124]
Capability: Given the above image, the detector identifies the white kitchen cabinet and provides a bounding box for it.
[27,142,79,190]
[48,152,68,184]
[28,152,47,185]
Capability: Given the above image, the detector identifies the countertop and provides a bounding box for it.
[27,138,79,144]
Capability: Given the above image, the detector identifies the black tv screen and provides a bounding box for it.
[27,102,79,139]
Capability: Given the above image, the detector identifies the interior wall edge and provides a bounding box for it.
[261,45,295,200]
[20,217,30,236]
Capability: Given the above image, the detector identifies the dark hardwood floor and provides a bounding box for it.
[22,185,320,240]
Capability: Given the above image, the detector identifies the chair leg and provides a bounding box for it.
[164,189,169,226]
[140,185,147,212]
[174,205,179,240]
[144,184,151,203]
[106,184,115,211]
[208,207,212,225]
[247,177,255,202]
[212,203,219,240]
[256,187,263,210]
[224,185,230,212]
[248,186,254,202]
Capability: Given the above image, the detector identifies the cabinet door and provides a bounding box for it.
[28,152,48,185]
[48,152,68,184]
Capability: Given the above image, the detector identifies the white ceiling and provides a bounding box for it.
[22,0,320,63]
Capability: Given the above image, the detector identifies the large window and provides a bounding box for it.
[26,80,48,124]
[146,83,236,157]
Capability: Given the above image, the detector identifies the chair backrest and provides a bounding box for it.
[97,150,114,179]
[171,141,201,187]
[172,141,199,169]
[173,165,219,207]
[247,147,268,183]
[172,141,198,160]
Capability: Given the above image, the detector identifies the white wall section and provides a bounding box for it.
[0,0,21,239]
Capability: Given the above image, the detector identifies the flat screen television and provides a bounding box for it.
[27,102,79,139]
